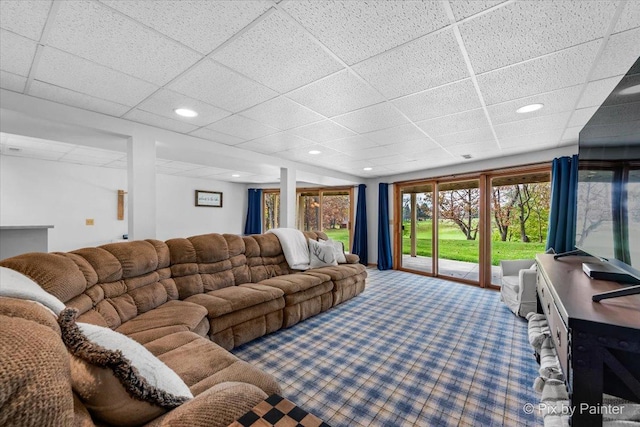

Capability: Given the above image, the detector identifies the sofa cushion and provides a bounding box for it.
[259,273,332,305]
[0,314,75,427]
[115,300,209,344]
[58,309,192,426]
[304,262,366,281]
[143,331,281,397]
[185,284,284,319]
[308,239,338,268]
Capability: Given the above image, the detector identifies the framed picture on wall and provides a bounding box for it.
[195,190,223,207]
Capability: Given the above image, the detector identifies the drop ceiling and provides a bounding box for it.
[0,0,639,182]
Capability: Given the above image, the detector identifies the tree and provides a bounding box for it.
[438,188,479,240]
[321,195,349,229]
[492,186,517,241]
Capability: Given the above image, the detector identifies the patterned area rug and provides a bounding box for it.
[232,268,541,426]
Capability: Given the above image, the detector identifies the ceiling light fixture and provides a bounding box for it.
[619,84,640,96]
[516,103,544,114]
[308,150,321,155]
[363,167,373,171]
[231,174,240,177]
[174,108,198,118]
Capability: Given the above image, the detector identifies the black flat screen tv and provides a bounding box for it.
[575,58,640,293]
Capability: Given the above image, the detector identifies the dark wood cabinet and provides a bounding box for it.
[536,254,640,426]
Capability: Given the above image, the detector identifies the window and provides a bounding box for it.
[263,187,353,251]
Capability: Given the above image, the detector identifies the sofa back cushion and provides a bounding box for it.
[166,234,251,299]
[243,234,291,282]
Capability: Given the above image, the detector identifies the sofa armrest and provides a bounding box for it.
[519,269,538,302]
[146,382,267,427]
[500,259,535,277]
[344,253,360,264]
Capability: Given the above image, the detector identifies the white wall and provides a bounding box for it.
[155,174,245,240]
[0,155,247,252]
[0,155,128,252]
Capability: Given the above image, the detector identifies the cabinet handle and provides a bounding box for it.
[547,302,551,313]
[556,328,561,347]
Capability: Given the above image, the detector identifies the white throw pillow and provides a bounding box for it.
[326,239,347,264]
[58,308,192,426]
[308,239,338,268]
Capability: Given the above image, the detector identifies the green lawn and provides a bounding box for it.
[323,228,350,250]
[323,221,545,265]
[402,220,545,265]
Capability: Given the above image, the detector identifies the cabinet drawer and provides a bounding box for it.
[548,298,569,377]
[537,270,553,317]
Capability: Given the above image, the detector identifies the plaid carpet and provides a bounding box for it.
[232,268,541,426]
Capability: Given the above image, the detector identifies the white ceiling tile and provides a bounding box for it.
[460,1,616,74]
[29,80,131,117]
[0,71,26,93]
[446,141,501,157]
[364,124,426,145]
[278,145,341,162]
[449,1,507,21]
[495,112,571,140]
[355,146,405,160]
[561,126,583,145]
[36,47,158,106]
[0,30,37,76]
[213,11,342,93]
[100,0,272,54]
[487,85,583,125]
[477,40,601,105]
[590,28,640,80]
[0,0,51,41]
[353,29,469,99]
[240,97,324,131]
[206,115,279,141]
[393,79,481,122]
[156,160,202,172]
[499,129,564,149]
[287,120,355,143]
[281,1,449,65]
[435,127,496,147]
[368,154,413,166]
[136,89,230,126]
[169,59,277,113]
[384,139,440,156]
[48,0,201,86]
[320,135,380,153]
[237,132,313,154]
[286,70,385,117]
[189,128,245,146]
[577,76,624,109]
[417,108,490,137]
[614,1,640,33]
[568,106,599,128]
[332,103,410,133]
[103,159,127,169]
[123,109,199,134]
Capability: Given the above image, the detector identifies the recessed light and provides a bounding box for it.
[363,167,373,171]
[231,174,240,177]
[619,84,640,96]
[516,103,544,114]
[308,150,321,155]
[174,108,198,118]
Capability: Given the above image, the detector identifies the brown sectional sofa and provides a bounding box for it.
[0,230,367,426]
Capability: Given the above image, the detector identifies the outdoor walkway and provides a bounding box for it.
[402,255,502,284]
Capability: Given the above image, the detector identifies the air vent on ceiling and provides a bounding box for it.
[461,154,472,159]
[8,147,21,152]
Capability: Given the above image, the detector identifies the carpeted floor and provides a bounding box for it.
[232,268,541,427]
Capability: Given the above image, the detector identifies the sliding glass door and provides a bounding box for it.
[396,166,551,288]
[400,184,434,273]
[437,180,480,281]
[490,172,550,285]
